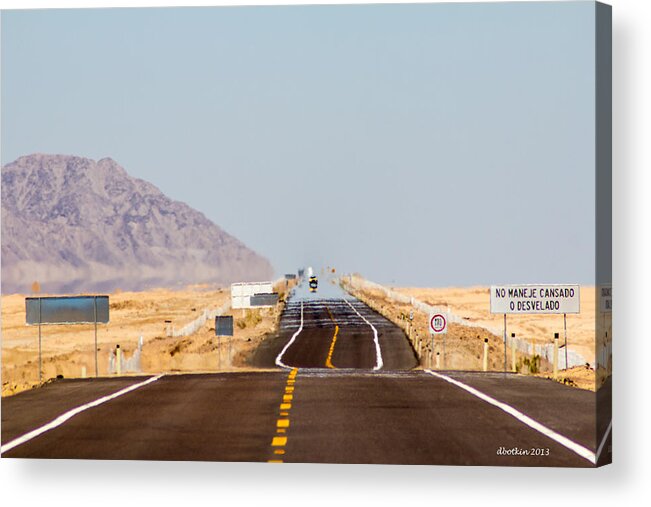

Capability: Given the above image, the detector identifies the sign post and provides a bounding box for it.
[26,295,110,382]
[38,299,42,383]
[215,316,234,370]
[94,296,99,377]
[429,312,448,369]
[503,314,507,374]
[564,313,568,370]
[490,284,580,374]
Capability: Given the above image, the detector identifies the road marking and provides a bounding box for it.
[424,370,597,465]
[0,374,164,455]
[324,304,340,369]
[267,368,298,463]
[345,300,383,371]
[596,420,612,462]
[272,436,288,446]
[325,325,340,369]
[275,302,304,369]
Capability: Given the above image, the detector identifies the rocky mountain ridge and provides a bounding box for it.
[1,154,273,293]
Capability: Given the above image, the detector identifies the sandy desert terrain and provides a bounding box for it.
[2,281,293,396]
[343,278,610,391]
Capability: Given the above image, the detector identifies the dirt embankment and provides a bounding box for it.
[341,277,597,391]
[2,279,296,396]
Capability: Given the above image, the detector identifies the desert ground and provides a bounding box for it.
[2,276,608,395]
[2,281,293,396]
[393,286,601,362]
[343,277,610,391]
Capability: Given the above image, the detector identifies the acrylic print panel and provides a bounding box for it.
[0,1,611,467]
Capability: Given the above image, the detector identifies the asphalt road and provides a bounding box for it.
[1,282,610,466]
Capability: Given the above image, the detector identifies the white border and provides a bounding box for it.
[1,0,648,504]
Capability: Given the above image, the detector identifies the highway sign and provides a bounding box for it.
[26,296,110,325]
[25,295,110,382]
[215,316,234,336]
[429,313,447,335]
[250,293,279,307]
[490,285,580,314]
[231,281,273,309]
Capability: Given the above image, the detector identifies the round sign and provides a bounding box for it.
[430,313,447,333]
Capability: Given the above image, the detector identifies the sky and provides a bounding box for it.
[1,2,597,287]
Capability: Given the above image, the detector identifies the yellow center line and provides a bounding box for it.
[324,305,339,369]
[268,368,298,463]
[272,436,287,446]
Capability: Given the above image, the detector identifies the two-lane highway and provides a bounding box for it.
[1,279,606,466]
[250,296,417,371]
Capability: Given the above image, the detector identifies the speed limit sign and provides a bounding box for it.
[429,313,448,335]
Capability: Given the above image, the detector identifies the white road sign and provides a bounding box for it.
[600,285,612,313]
[429,313,448,335]
[490,284,580,314]
[231,281,273,309]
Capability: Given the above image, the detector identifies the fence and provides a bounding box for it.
[172,300,232,337]
[342,275,591,369]
[108,336,143,374]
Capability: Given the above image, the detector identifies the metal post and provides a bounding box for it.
[38,298,42,384]
[431,335,434,370]
[94,296,98,377]
[443,334,446,370]
[511,332,517,372]
[503,313,507,375]
[564,313,568,371]
[553,332,559,379]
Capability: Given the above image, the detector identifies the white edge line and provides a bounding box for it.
[596,419,612,462]
[345,299,383,371]
[1,374,164,455]
[424,369,597,465]
[275,301,303,369]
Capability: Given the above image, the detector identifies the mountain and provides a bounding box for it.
[1,154,274,294]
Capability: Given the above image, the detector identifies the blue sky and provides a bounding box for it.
[1,2,597,286]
